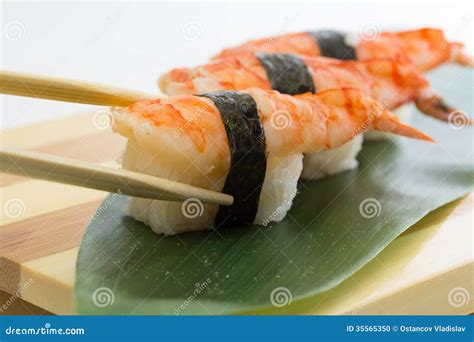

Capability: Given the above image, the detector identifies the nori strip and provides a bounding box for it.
[308,30,357,60]
[200,91,267,227]
[256,53,316,95]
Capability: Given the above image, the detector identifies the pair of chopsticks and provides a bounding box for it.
[0,71,233,206]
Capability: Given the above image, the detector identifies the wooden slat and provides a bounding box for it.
[0,180,107,225]
[21,248,80,315]
[1,113,103,149]
[1,200,101,264]
[0,290,51,315]
[0,199,101,295]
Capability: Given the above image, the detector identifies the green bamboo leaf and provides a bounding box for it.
[75,66,473,315]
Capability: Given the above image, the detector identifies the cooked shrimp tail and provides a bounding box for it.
[414,95,469,124]
[373,112,435,142]
[363,96,435,142]
[294,88,434,146]
[450,43,474,67]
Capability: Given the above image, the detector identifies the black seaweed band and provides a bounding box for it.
[200,91,267,227]
[256,53,316,95]
[308,30,357,60]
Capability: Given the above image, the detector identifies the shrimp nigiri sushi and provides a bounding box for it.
[159,53,453,178]
[216,28,474,72]
[160,52,457,122]
[112,88,432,235]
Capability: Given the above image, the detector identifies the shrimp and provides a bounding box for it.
[159,52,269,95]
[356,28,474,72]
[116,88,432,159]
[216,28,473,72]
[159,52,459,122]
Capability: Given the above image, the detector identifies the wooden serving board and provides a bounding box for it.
[0,113,472,315]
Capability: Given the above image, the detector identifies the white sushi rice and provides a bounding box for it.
[344,31,361,48]
[300,105,414,179]
[112,108,303,235]
[301,135,363,180]
[255,154,303,226]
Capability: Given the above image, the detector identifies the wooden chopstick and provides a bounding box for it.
[0,70,156,106]
[0,148,233,206]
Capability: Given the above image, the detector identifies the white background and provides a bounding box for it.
[1,0,473,129]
